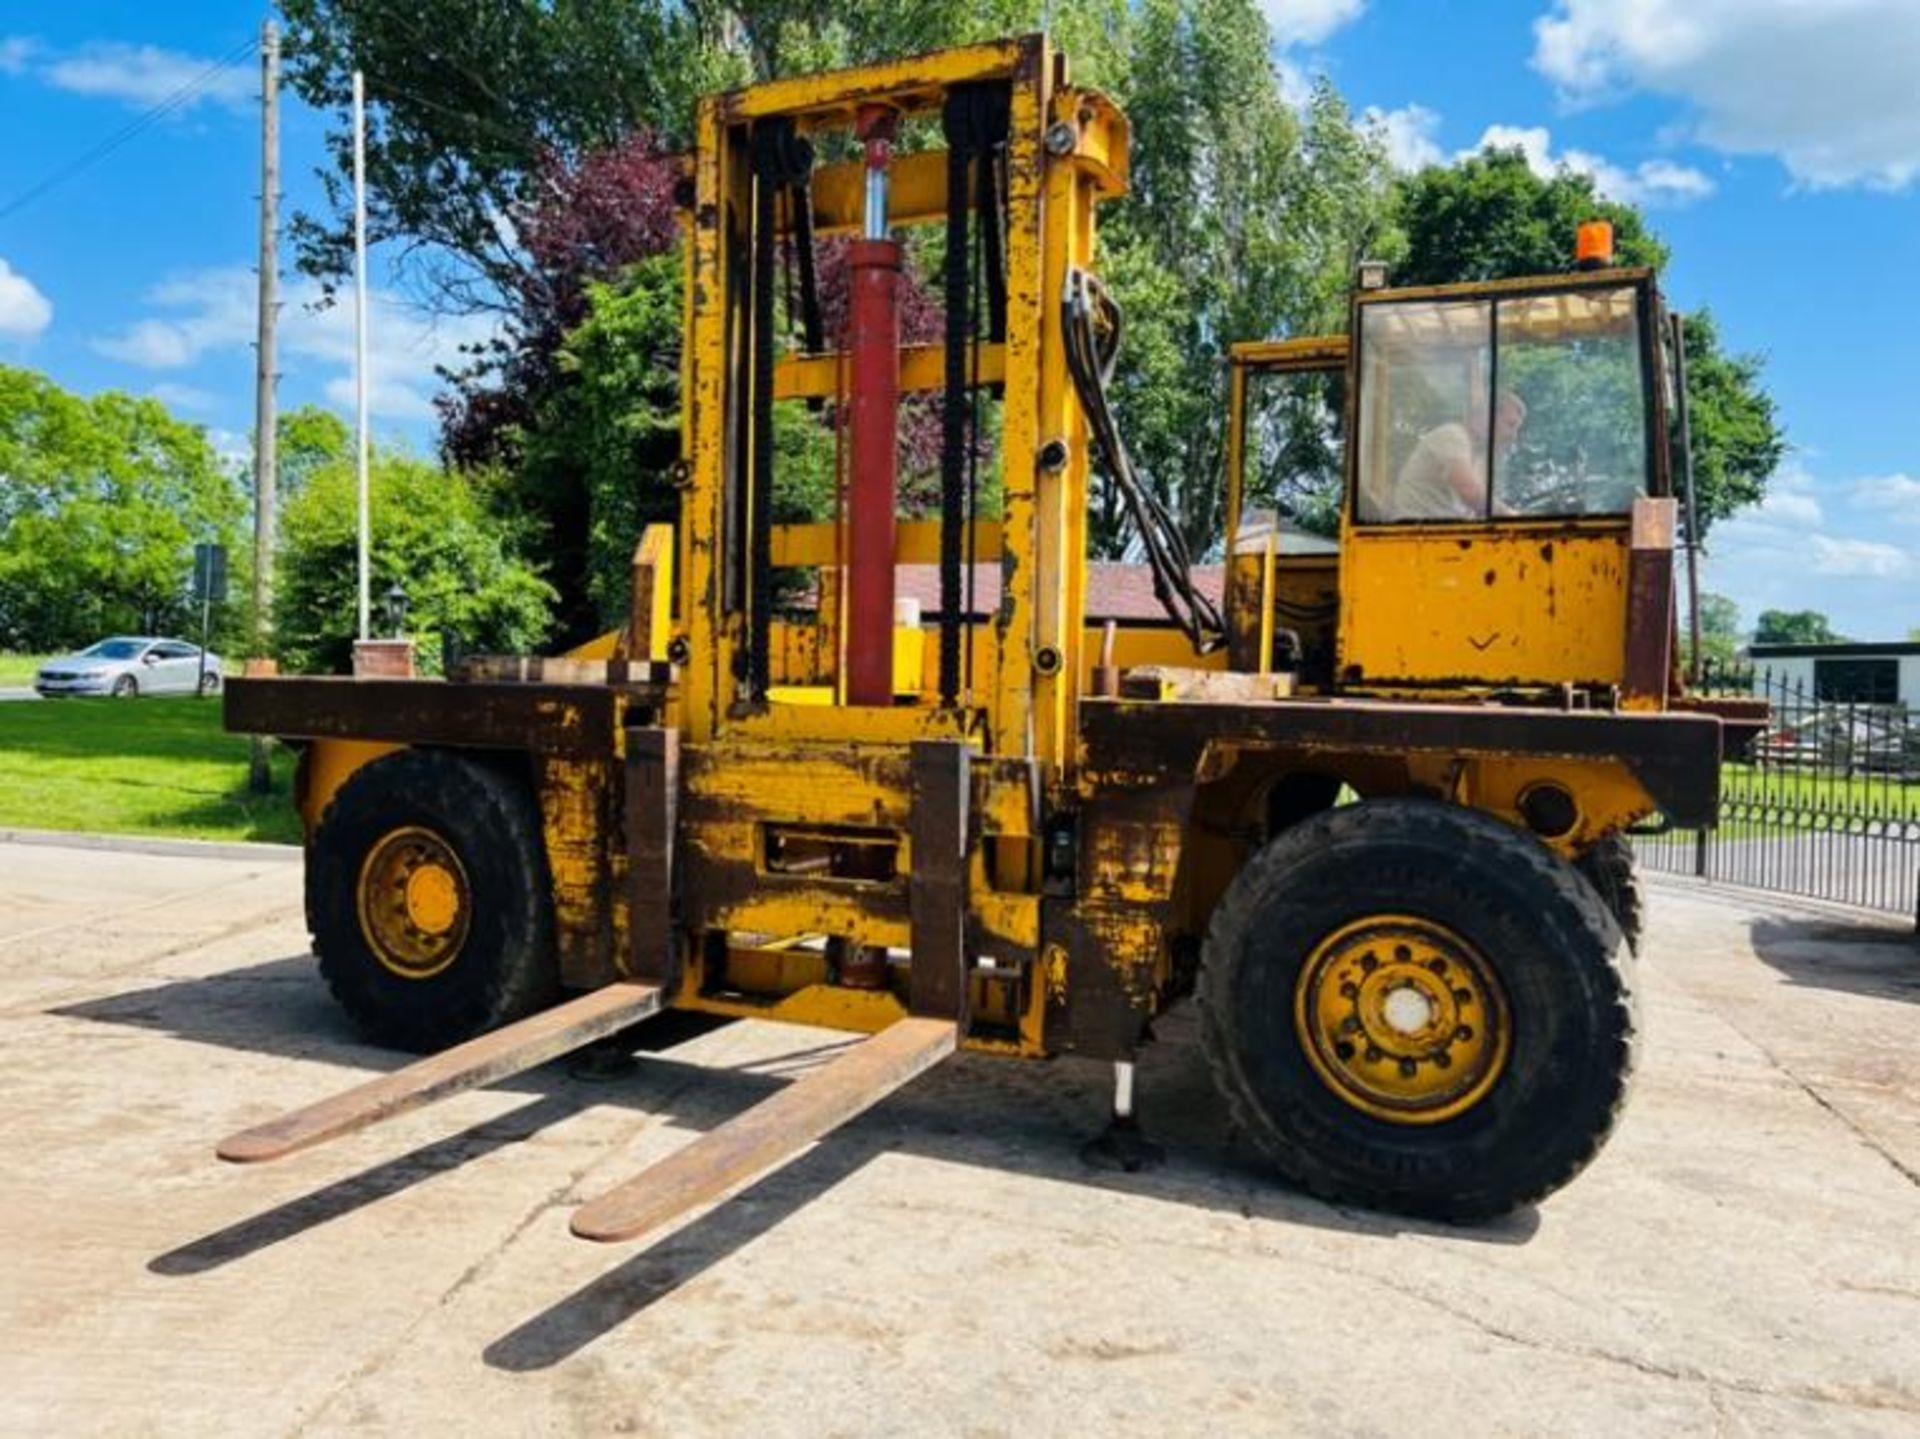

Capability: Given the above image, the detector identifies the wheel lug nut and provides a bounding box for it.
[1397,1058,1417,1078]
[1365,1046,1383,1063]
[1393,945,1411,963]
[1453,988,1472,1006]
[1334,1041,1355,1061]
[1341,1016,1361,1034]
[1340,982,1358,999]
[1360,953,1378,973]
[1427,958,1447,975]
[1455,1025,1473,1042]
[1432,1050,1452,1068]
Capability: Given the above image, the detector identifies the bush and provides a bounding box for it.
[274,453,555,674]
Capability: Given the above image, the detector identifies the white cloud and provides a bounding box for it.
[148,381,216,412]
[43,41,254,111]
[1468,123,1714,205]
[1273,55,1314,110]
[1365,104,1444,172]
[0,37,35,74]
[93,266,498,423]
[1747,462,1823,527]
[1850,473,1920,524]
[1806,535,1913,578]
[94,268,253,368]
[1706,460,1918,637]
[1533,0,1920,190]
[1262,0,1367,48]
[0,257,52,337]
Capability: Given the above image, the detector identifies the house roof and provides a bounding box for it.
[1748,642,1920,659]
[893,562,1227,623]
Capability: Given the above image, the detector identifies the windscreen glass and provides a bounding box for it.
[1355,286,1649,523]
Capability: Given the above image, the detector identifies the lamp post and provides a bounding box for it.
[382,581,410,639]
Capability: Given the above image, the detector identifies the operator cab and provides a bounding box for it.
[1228,264,1676,705]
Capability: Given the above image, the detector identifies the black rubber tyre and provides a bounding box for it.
[1575,833,1644,956]
[111,675,137,698]
[1198,798,1635,1222]
[308,748,556,1052]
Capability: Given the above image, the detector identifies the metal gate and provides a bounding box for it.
[1639,664,1920,918]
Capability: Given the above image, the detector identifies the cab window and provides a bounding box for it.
[1240,365,1346,538]
[1355,285,1649,523]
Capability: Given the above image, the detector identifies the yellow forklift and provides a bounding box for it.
[221,35,1726,1232]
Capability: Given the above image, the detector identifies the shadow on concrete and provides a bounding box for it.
[1748,915,1920,1006]
[150,1093,587,1276]
[62,955,1539,1363]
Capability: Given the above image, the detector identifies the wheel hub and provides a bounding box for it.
[357,826,472,979]
[404,863,460,936]
[1294,917,1510,1124]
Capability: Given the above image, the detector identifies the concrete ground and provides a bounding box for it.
[1,840,1916,1437]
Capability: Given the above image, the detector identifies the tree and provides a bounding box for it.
[274,450,555,674]
[1754,609,1840,646]
[0,367,244,651]
[275,2,1090,308]
[276,405,352,495]
[280,1,1400,574]
[277,0,707,310]
[509,256,684,632]
[1094,2,1399,556]
[1675,311,1781,532]
[1689,590,1742,669]
[1393,149,1784,536]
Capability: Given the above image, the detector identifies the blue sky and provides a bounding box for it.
[0,1,1915,639]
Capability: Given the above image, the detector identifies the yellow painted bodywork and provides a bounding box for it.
[1339,524,1630,688]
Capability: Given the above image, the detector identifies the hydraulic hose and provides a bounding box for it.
[1063,268,1225,653]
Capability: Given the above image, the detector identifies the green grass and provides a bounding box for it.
[1722,762,1919,815]
[0,696,300,844]
[0,653,49,686]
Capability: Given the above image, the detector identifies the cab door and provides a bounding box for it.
[1223,337,1348,681]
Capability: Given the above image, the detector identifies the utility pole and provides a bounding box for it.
[353,69,371,642]
[248,19,279,794]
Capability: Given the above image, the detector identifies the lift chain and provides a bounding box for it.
[938,85,1011,706]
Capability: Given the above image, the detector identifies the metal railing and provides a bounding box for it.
[1639,662,1920,917]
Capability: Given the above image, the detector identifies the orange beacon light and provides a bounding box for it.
[1576,219,1615,270]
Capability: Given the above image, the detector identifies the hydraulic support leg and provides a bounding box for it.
[1081,1057,1165,1173]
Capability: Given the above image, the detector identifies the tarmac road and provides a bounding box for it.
[0,838,1915,1436]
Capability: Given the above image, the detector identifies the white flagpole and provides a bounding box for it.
[352,69,371,641]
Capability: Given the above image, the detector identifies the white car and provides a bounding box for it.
[34,637,224,698]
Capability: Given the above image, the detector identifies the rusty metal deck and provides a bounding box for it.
[217,983,663,1163]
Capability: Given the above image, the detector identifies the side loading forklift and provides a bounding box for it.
[221,35,1736,1236]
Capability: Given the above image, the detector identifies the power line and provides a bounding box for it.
[0,34,260,225]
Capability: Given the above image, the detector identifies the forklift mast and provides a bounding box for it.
[677,34,1123,781]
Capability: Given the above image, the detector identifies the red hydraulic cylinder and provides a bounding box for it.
[844,112,901,706]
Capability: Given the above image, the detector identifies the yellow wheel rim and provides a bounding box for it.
[356,826,471,980]
[1293,915,1510,1125]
